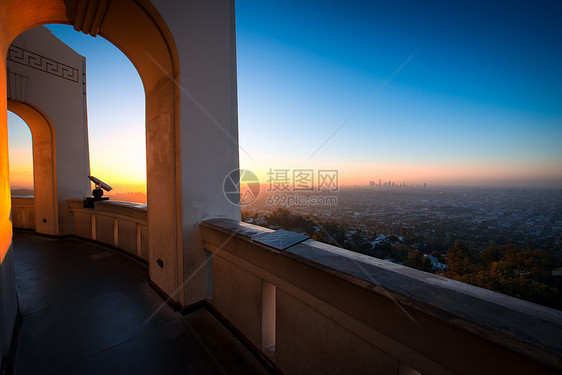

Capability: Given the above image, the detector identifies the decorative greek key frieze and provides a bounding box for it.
[7,45,79,83]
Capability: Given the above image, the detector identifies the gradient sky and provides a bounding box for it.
[7,0,562,191]
[8,23,145,192]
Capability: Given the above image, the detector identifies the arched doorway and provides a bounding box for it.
[8,102,58,236]
[0,0,183,304]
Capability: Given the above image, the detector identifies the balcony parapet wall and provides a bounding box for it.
[67,199,148,261]
[200,218,562,375]
[11,196,35,230]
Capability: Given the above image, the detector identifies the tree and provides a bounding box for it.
[446,242,476,277]
[459,264,562,310]
[521,249,553,282]
[403,250,433,272]
[480,246,501,267]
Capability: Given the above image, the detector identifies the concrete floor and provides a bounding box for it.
[12,231,270,375]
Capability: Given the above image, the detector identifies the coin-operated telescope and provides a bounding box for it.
[83,175,112,208]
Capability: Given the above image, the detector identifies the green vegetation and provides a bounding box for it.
[243,208,562,310]
[445,243,562,309]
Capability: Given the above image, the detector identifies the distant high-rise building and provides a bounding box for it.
[424,182,427,189]
[370,181,375,188]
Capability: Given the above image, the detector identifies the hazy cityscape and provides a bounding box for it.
[241,184,562,309]
[14,183,561,266]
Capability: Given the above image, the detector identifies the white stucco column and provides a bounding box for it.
[153,0,241,306]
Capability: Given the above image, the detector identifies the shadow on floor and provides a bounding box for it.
[12,231,270,375]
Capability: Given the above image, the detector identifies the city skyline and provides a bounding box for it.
[7,0,562,192]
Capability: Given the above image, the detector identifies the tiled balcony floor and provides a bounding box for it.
[12,231,270,375]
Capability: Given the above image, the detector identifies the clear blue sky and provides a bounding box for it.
[235,0,562,187]
[7,0,562,190]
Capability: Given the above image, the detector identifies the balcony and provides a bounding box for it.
[11,230,270,374]
[200,218,562,375]
[9,199,562,374]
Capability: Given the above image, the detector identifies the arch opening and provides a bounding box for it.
[45,23,148,204]
[8,103,58,235]
[7,111,33,196]
[1,0,183,303]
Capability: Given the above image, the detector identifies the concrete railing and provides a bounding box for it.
[200,218,562,375]
[67,199,148,261]
[11,196,35,230]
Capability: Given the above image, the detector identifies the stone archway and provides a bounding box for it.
[0,0,183,303]
[8,102,58,236]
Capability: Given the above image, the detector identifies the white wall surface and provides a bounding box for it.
[8,26,91,234]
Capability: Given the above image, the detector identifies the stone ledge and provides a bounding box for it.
[201,218,562,372]
[67,199,147,223]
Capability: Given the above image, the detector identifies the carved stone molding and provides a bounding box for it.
[68,0,111,37]
[7,68,28,102]
[7,45,79,83]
